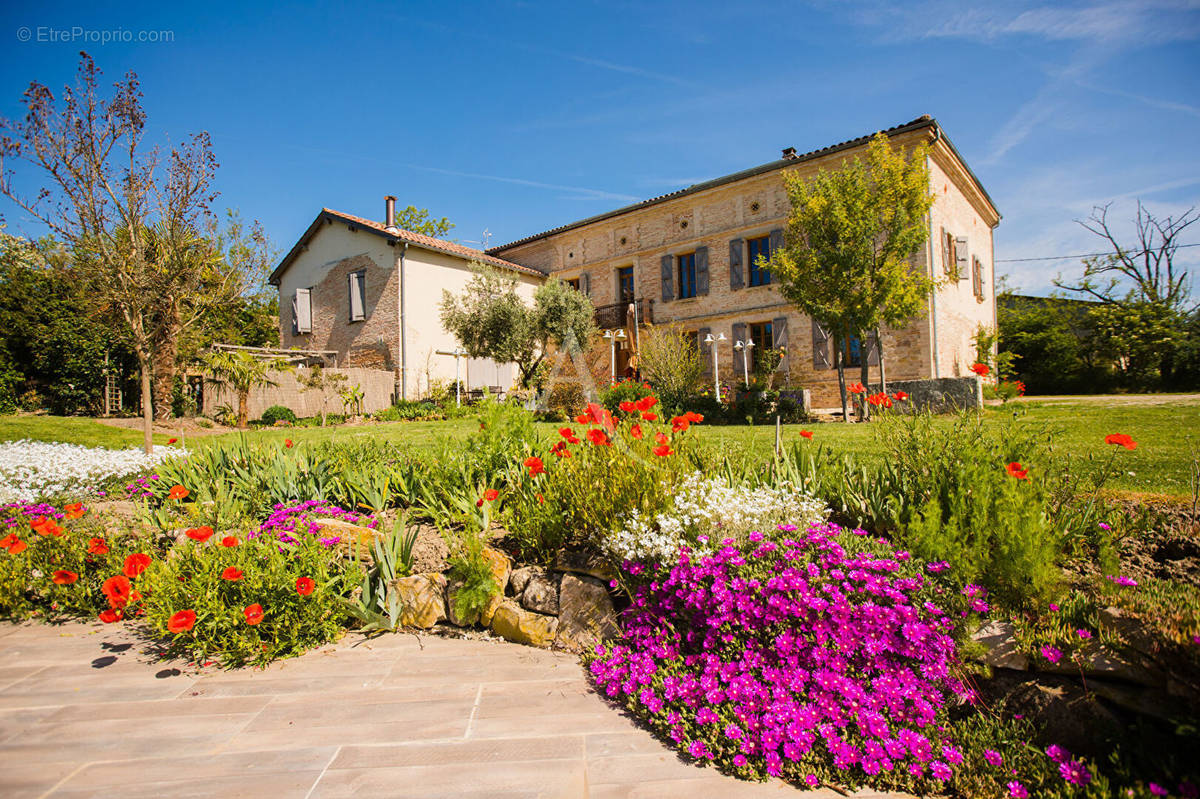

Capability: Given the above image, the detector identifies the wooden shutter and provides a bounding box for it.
[729,238,744,290]
[812,319,832,369]
[695,246,710,295]
[293,288,312,334]
[660,254,674,302]
[866,330,880,366]
[941,227,952,276]
[581,271,592,296]
[955,236,969,281]
[698,326,711,376]
[348,271,365,321]
[772,316,788,372]
[973,257,984,299]
[768,228,783,255]
[732,322,747,379]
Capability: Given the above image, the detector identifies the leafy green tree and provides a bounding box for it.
[638,325,704,412]
[996,289,1111,394]
[201,349,292,428]
[394,206,454,239]
[769,133,936,421]
[440,265,596,389]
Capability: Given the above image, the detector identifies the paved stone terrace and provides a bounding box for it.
[0,621,909,799]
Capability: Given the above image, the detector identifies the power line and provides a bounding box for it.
[996,242,1200,263]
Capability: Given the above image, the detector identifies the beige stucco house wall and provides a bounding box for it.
[489,115,1000,407]
[271,205,540,401]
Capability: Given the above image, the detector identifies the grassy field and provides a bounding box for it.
[4,396,1197,496]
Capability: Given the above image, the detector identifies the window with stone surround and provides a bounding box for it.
[747,236,773,286]
[348,270,366,322]
[616,266,634,302]
[677,252,697,299]
[748,320,774,371]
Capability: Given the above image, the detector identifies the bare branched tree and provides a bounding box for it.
[1055,201,1198,312]
[0,52,218,451]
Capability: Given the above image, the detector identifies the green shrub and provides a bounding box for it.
[374,400,443,422]
[259,405,297,425]
[599,379,653,414]
[141,535,351,668]
[546,380,585,419]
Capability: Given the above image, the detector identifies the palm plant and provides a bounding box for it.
[201,349,292,428]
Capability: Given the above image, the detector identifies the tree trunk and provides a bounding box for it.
[876,328,887,394]
[859,339,871,423]
[137,350,154,454]
[834,330,850,423]
[237,390,249,428]
[152,319,178,421]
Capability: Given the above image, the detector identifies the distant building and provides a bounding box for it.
[271,115,1000,405]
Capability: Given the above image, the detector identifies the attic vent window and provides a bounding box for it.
[568,251,574,259]
[750,201,760,213]
[620,236,627,246]
[680,220,688,229]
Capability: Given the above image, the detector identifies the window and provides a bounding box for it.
[748,320,774,371]
[348,270,366,322]
[616,266,634,302]
[677,253,697,299]
[747,236,773,286]
[942,229,957,277]
[842,334,863,368]
[972,256,985,301]
[292,288,312,335]
[566,278,580,291]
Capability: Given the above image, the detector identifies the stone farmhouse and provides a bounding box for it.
[271,115,999,406]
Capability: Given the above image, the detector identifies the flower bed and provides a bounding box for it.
[0,439,183,503]
[254,500,378,547]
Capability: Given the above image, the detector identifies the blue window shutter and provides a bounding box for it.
[695,246,709,295]
[729,238,744,290]
[660,254,674,302]
[768,228,783,255]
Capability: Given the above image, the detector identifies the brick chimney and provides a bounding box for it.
[781,147,798,160]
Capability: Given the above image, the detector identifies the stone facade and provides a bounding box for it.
[491,118,1000,407]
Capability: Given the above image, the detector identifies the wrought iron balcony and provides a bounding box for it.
[594,297,654,331]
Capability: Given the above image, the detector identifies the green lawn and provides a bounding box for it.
[3,396,1197,496]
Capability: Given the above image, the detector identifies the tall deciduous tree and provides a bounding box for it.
[769,133,936,421]
[0,53,217,452]
[394,205,454,239]
[440,264,596,389]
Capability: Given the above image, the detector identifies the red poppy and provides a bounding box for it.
[671,416,690,433]
[244,604,264,625]
[655,432,669,446]
[635,395,658,412]
[574,414,589,424]
[285,439,293,449]
[867,392,893,408]
[167,485,189,501]
[484,488,499,502]
[847,382,865,394]
[87,537,109,555]
[799,430,813,440]
[123,553,152,579]
[221,536,239,547]
[618,401,637,413]
[630,423,643,440]
[63,502,85,520]
[524,456,546,477]
[893,391,909,402]
[969,363,990,377]
[7,538,26,555]
[684,411,704,424]
[641,411,658,422]
[1006,462,1029,480]
[167,609,196,633]
[585,402,615,431]
[221,567,244,581]
[102,575,133,608]
[295,577,315,596]
[558,427,575,439]
[52,570,78,585]
[653,444,674,457]
[167,437,178,445]
[536,493,545,505]
[1104,433,1137,450]
[32,517,63,537]
[0,533,15,549]
[586,428,611,446]
[98,609,122,624]
[185,526,215,543]
[550,441,571,458]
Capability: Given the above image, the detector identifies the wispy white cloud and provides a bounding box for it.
[402,163,641,203]
[1075,79,1200,118]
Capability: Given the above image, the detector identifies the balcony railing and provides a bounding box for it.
[594,297,654,331]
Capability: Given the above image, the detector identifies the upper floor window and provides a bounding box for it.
[348,270,366,322]
[616,266,634,302]
[747,236,773,286]
[566,278,580,291]
[677,252,697,299]
[972,256,985,301]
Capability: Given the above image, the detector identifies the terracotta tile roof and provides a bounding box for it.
[488,115,997,252]
[270,208,545,285]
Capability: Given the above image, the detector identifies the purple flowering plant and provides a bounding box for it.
[254,500,377,548]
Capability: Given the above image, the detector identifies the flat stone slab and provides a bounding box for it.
[0,620,917,798]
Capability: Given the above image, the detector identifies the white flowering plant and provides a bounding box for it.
[606,471,828,564]
[0,440,185,504]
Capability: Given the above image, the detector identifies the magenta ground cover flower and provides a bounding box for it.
[254,500,377,547]
[587,522,966,790]
[1041,645,1063,664]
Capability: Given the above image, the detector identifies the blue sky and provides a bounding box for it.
[1,0,1197,295]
